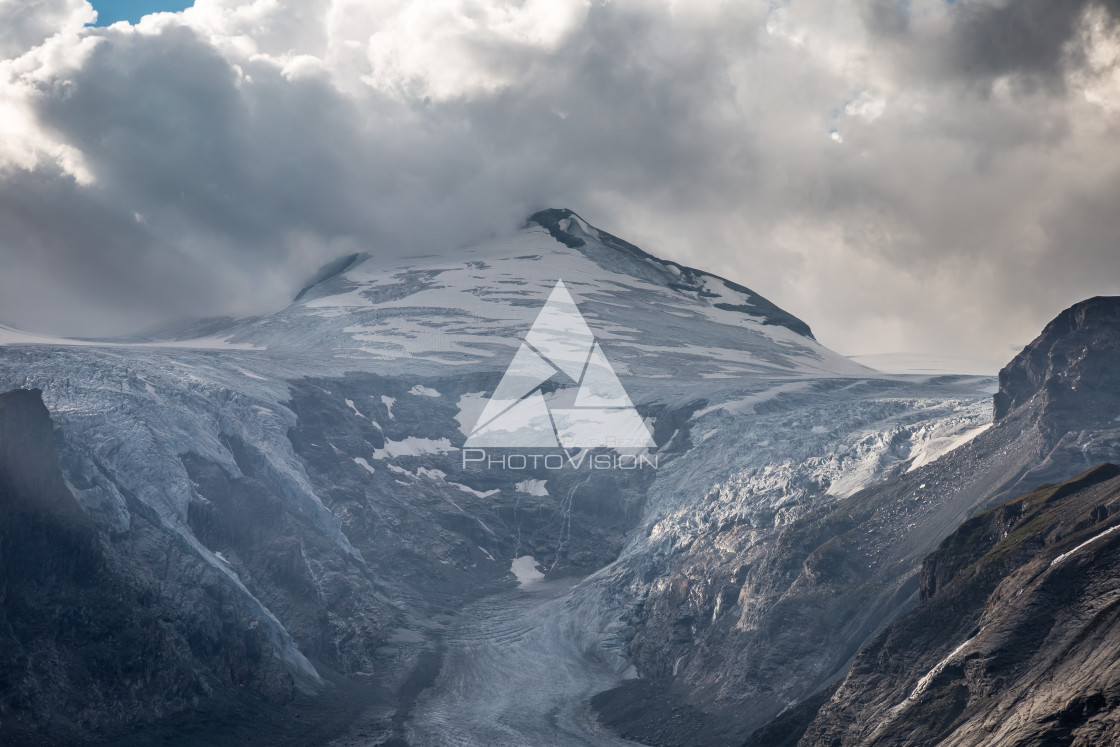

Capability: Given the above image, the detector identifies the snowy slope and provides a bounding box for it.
[156,211,872,385]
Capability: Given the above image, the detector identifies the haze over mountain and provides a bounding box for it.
[3,0,1120,361]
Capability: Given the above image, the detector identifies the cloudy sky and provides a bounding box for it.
[1,0,1118,364]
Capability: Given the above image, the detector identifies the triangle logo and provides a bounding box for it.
[465,280,655,450]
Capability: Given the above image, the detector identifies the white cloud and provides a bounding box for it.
[0,1,99,181]
[0,0,93,58]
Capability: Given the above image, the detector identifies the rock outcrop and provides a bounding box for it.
[993,295,1120,427]
[801,463,1120,746]
[0,389,314,745]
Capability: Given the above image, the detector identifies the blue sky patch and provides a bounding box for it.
[89,1,194,26]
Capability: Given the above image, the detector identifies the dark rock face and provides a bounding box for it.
[181,447,390,678]
[283,372,654,587]
[993,296,1120,425]
[800,463,1120,746]
[0,389,342,745]
[0,376,657,745]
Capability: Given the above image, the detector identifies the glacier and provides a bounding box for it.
[0,209,995,744]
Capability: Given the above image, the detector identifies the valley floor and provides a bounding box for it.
[329,575,639,747]
[408,576,637,746]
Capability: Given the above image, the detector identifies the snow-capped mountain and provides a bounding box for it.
[0,210,997,744]
[116,208,865,380]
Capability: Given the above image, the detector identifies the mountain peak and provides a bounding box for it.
[528,208,816,339]
[994,296,1120,423]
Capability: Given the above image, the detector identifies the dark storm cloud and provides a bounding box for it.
[2,0,759,335]
[0,163,224,333]
[1,13,549,333]
[861,0,909,37]
[1,0,1119,362]
[944,0,1120,86]
[38,25,377,255]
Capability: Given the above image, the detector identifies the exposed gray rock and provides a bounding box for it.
[800,463,1120,746]
[993,295,1120,426]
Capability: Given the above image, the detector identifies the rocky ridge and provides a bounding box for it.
[800,463,1120,746]
[0,389,312,745]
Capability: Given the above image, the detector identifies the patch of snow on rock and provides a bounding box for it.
[515,479,549,496]
[372,436,454,460]
[511,556,545,588]
[380,395,396,419]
